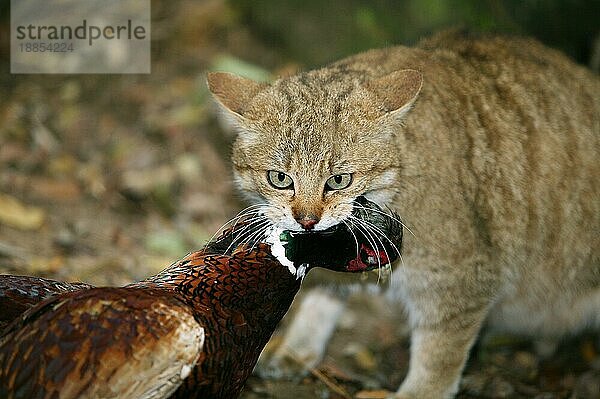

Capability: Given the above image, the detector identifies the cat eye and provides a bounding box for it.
[325,173,353,191]
[267,170,294,190]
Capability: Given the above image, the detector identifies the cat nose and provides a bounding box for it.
[296,215,319,230]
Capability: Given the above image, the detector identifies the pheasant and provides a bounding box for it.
[0,196,402,399]
[0,276,92,330]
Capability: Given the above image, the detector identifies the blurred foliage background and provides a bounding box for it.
[0,1,599,398]
[229,0,599,69]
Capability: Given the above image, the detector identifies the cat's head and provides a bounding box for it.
[208,68,422,232]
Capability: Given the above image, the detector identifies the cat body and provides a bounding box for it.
[208,31,600,398]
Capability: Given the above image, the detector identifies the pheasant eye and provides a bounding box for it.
[267,170,294,189]
[325,173,353,191]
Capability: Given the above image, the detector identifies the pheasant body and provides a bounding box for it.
[2,287,203,399]
[0,197,403,398]
[1,243,299,399]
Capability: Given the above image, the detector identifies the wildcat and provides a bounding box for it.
[207,30,600,398]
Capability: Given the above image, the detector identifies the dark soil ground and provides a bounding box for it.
[0,1,598,398]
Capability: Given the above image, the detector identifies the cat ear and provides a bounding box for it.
[366,69,423,119]
[207,72,267,117]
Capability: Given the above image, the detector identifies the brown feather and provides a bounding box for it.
[0,276,91,329]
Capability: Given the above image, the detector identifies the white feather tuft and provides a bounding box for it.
[264,226,297,275]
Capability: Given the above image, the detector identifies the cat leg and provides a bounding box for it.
[392,267,496,399]
[256,288,346,379]
[394,318,486,399]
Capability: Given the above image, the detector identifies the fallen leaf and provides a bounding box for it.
[354,389,393,399]
[0,193,46,230]
[48,154,78,176]
[28,177,82,202]
[28,255,64,273]
[581,339,597,363]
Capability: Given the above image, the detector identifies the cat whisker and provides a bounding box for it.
[230,204,271,230]
[224,216,270,254]
[349,215,403,282]
[351,216,402,257]
[354,204,414,252]
[248,221,273,252]
[351,201,416,239]
[347,216,383,278]
[348,215,391,284]
[204,203,271,248]
[365,223,395,285]
[350,214,404,274]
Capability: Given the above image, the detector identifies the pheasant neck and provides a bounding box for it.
[139,245,302,398]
